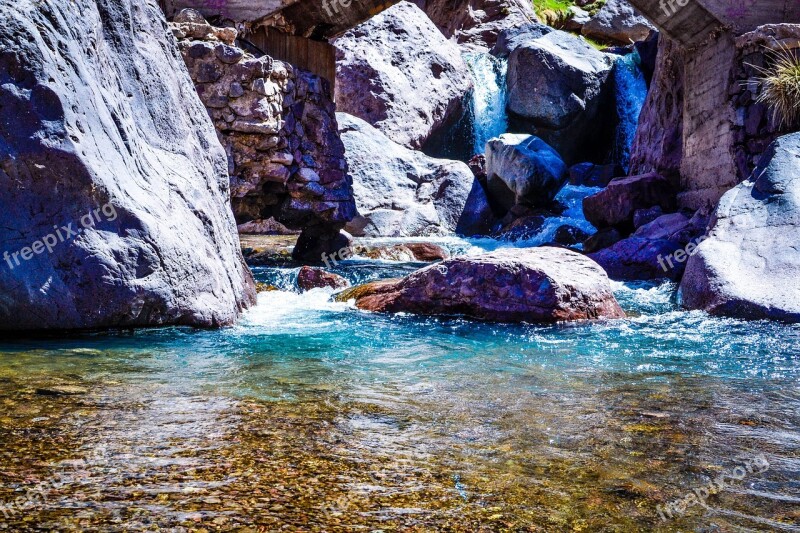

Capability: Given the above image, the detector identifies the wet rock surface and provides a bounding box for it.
[296,266,350,291]
[0,0,255,330]
[485,134,569,211]
[338,247,625,322]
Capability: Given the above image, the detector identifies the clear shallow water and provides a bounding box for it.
[0,252,798,531]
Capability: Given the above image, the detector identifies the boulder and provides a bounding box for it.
[506,30,615,163]
[413,0,539,48]
[338,114,474,237]
[333,1,472,150]
[296,266,350,291]
[492,22,552,58]
[0,0,255,330]
[583,173,676,230]
[337,247,626,322]
[589,238,684,280]
[680,134,800,321]
[589,211,707,280]
[485,134,568,211]
[581,0,655,45]
[554,224,591,246]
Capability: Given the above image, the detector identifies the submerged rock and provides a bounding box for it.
[485,134,568,211]
[337,247,625,323]
[297,266,350,291]
[0,0,255,330]
[338,114,474,238]
[333,1,472,150]
[680,134,800,321]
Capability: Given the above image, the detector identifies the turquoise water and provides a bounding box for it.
[0,243,798,530]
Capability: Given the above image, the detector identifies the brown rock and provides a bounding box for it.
[337,247,625,323]
[297,266,350,291]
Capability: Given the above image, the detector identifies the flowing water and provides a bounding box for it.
[613,52,648,173]
[0,239,798,532]
[464,52,508,155]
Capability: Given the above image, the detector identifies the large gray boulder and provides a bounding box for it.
[506,30,615,163]
[679,134,800,322]
[0,0,255,330]
[581,0,655,45]
[333,1,472,150]
[337,247,626,323]
[485,134,568,210]
[338,114,474,237]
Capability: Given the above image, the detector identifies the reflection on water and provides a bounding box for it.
[0,258,799,531]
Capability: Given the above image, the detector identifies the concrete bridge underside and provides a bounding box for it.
[628,0,800,46]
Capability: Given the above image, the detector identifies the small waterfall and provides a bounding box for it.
[613,51,648,173]
[464,52,508,155]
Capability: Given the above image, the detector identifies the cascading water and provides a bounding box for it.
[612,51,648,173]
[463,52,508,155]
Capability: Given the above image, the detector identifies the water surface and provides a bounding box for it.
[0,249,798,531]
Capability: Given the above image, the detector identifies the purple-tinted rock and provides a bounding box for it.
[296,266,350,291]
[0,0,255,330]
[337,247,626,323]
[583,173,676,230]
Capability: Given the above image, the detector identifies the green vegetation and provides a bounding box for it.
[756,47,800,127]
[531,0,607,31]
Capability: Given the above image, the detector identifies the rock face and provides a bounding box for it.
[485,134,568,211]
[338,114,474,237]
[506,30,615,163]
[172,11,356,262]
[0,0,255,330]
[412,0,538,47]
[338,247,626,323]
[680,133,800,322]
[628,36,685,180]
[583,173,676,230]
[333,1,472,150]
[581,0,654,45]
[296,266,350,291]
